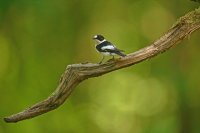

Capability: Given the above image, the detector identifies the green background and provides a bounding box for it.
[0,0,200,133]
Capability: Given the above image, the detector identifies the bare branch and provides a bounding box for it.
[191,0,200,3]
[4,7,200,123]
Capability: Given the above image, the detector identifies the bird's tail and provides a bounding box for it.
[115,51,126,57]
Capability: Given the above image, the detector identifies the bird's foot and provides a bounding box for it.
[107,58,115,62]
[98,61,103,64]
[81,61,89,64]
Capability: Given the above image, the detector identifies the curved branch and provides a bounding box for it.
[4,7,200,123]
[191,0,200,3]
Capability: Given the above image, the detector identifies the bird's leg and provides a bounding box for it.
[107,55,115,62]
[99,56,105,64]
[112,56,115,60]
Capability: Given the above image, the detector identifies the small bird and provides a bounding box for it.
[92,34,126,64]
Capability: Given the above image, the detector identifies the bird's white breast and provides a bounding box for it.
[100,52,116,56]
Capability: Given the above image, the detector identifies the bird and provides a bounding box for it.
[92,34,126,64]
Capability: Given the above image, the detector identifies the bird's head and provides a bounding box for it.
[92,34,106,43]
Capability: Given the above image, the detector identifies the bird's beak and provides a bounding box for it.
[92,37,95,40]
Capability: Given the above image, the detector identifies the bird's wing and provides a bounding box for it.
[101,45,115,50]
[100,41,126,56]
[101,41,122,51]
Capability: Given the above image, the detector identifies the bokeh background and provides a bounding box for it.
[0,0,200,133]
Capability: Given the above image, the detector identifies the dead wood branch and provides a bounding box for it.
[4,7,200,123]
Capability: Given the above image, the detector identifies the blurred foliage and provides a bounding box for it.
[0,0,200,133]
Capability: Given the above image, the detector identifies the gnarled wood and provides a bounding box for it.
[4,7,200,123]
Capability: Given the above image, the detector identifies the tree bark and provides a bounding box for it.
[4,7,200,123]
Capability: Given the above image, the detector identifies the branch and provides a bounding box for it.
[191,0,200,3]
[4,7,200,123]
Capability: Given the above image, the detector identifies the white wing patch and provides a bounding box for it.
[101,45,115,50]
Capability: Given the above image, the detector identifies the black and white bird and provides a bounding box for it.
[92,34,126,64]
